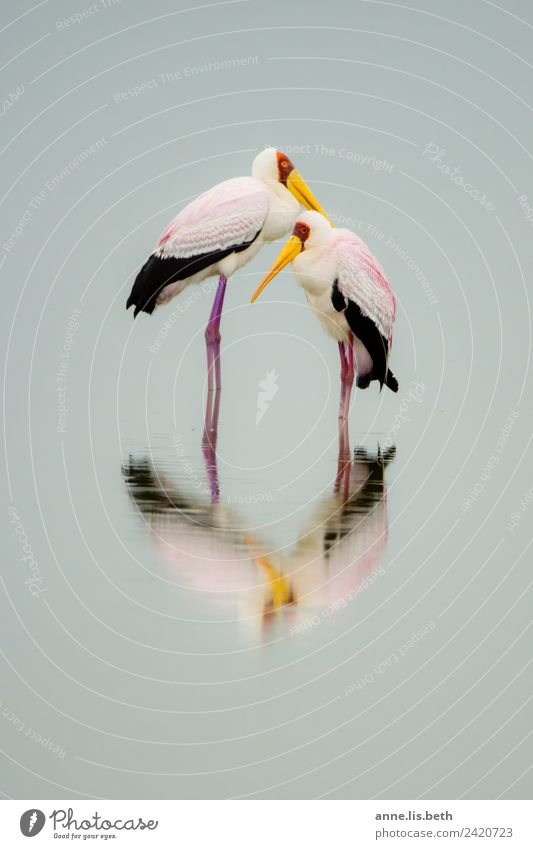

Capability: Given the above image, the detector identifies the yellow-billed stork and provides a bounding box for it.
[251,210,399,421]
[126,149,330,400]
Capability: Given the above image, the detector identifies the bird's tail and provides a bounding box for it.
[385,369,399,393]
[126,255,165,318]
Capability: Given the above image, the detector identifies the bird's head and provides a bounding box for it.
[251,211,333,303]
[252,148,330,220]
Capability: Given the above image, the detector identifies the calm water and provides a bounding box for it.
[122,435,395,639]
[3,334,531,798]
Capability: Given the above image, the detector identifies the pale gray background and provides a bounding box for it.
[1,0,532,799]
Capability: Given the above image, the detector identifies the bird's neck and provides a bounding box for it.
[293,248,333,296]
[261,182,300,242]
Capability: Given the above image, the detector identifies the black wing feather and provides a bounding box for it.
[333,291,398,392]
[345,300,388,388]
[127,230,261,318]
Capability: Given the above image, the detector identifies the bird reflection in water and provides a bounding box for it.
[123,431,395,635]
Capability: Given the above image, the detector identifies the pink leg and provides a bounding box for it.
[337,335,355,422]
[205,275,227,395]
[202,373,222,502]
[338,340,348,379]
[204,274,226,432]
[202,422,220,502]
[338,341,348,423]
[202,275,226,501]
[335,341,352,492]
[342,441,352,501]
[335,417,351,493]
[342,334,355,421]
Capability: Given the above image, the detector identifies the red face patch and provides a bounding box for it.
[293,221,310,243]
[276,151,295,185]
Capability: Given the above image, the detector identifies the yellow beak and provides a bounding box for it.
[256,556,292,610]
[251,235,302,303]
[286,169,332,224]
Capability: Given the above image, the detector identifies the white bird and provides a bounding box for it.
[126,149,329,397]
[251,210,399,420]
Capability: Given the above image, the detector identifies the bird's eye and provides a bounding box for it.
[294,222,310,242]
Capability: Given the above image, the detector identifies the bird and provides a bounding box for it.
[126,148,330,396]
[251,210,399,421]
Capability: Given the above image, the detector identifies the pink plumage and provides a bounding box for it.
[333,229,396,346]
[126,147,327,325]
[156,177,269,258]
[251,209,399,399]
